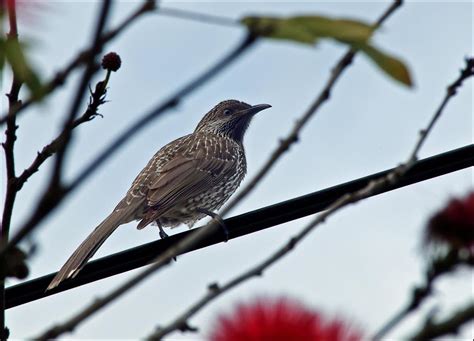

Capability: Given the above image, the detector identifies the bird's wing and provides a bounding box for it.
[113,135,192,213]
[137,146,237,227]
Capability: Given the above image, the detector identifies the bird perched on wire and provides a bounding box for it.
[47,99,271,290]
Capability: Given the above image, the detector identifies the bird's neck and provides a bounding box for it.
[195,128,246,145]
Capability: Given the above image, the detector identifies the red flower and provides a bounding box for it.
[424,191,474,252]
[209,297,363,341]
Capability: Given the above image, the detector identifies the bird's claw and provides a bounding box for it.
[157,223,176,261]
[159,229,169,240]
[197,208,229,242]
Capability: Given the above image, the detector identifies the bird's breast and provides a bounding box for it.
[159,136,247,228]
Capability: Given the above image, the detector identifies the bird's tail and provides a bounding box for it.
[47,210,131,291]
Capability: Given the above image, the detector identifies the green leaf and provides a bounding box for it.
[4,39,43,97]
[240,14,413,88]
[240,15,374,46]
[241,17,316,44]
[357,43,413,87]
[287,16,374,43]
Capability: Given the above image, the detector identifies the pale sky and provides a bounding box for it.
[2,0,473,339]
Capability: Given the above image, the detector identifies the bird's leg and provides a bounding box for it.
[196,208,229,242]
[156,220,169,240]
[156,220,177,261]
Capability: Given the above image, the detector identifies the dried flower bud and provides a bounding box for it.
[209,297,363,341]
[424,192,474,252]
[101,52,121,72]
[0,246,29,280]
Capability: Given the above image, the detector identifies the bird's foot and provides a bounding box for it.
[196,208,229,242]
[156,222,176,261]
[158,225,169,240]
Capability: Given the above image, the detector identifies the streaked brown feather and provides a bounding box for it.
[137,142,237,228]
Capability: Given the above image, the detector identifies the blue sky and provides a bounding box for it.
[2,0,473,339]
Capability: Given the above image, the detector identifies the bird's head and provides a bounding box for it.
[194,100,271,142]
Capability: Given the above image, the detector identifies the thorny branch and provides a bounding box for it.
[373,250,474,339]
[1,0,21,244]
[409,303,474,340]
[1,0,23,338]
[50,0,113,187]
[1,0,113,334]
[15,69,112,193]
[0,0,116,258]
[35,1,404,339]
[0,0,156,126]
[144,57,474,339]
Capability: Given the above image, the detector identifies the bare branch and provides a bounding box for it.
[50,0,113,186]
[1,0,22,243]
[408,56,474,163]
[373,250,474,339]
[373,57,473,336]
[144,55,473,340]
[1,1,115,333]
[15,70,113,192]
[0,1,123,257]
[1,0,23,338]
[0,0,156,126]
[410,303,474,340]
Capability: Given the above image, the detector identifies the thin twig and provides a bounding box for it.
[372,58,474,340]
[408,57,474,163]
[1,0,22,338]
[0,0,156,126]
[1,0,21,244]
[144,56,474,340]
[15,71,112,192]
[1,7,113,334]
[50,0,112,186]
[373,250,474,340]
[221,0,403,217]
[0,1,121,257]
[158,6,238,27]
[410,303,474,340]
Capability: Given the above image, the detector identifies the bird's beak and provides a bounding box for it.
[237,103,272,117]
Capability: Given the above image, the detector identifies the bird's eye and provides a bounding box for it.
[223,109,232,115]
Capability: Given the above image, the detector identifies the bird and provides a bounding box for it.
[47,99,271,290]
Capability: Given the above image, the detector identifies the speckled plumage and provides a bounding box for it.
[121,131,247,229]
[47,100,271,290]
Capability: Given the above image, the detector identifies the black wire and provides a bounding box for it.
[6,144,473,309]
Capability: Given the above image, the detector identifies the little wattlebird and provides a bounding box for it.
[47,100,271,290]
